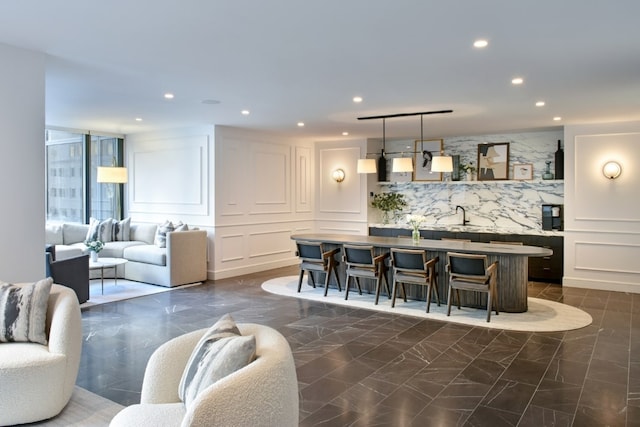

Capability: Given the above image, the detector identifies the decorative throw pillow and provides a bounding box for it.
[86,217,113,243]
[0,278,53,345]
[112,217,131,241]
[174,221,189,232]
[154,220,175,248]
[178,314,256,408]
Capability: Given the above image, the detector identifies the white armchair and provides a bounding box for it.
[110,323,299,427]
[0,284,82,426]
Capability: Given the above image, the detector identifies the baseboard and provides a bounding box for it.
[563,276,640,294]
[208,258,298,281]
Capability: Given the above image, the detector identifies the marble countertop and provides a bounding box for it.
[370,223,564,237]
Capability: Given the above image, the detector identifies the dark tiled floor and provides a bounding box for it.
[78,266,640,426]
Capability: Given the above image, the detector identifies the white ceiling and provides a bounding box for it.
[0,1,639,141]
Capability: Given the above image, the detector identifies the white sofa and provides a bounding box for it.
[109,323,299,427]
[46,222,208,287]
[0,284,82,426]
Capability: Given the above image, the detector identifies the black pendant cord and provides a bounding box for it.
[382,118,386,157]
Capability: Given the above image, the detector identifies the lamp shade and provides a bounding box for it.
[431,156,453,172]
[97,166,128,183]
[357,159,377,174]
[602,161,622,179]
[392,157,413,173]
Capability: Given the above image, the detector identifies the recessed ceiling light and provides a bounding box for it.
[164,93,174,99]
[535,101,545,107]
[342,132,349,136]
[473,39,488,48]
[511,77,524,85]
[297,122,305,127]
[353,96,363,103]
[553,116,562,121]
[135,117,143,122]
[241,110,250,115]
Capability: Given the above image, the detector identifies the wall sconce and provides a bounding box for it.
[431,156,453,172]
[357,159,377,174]
[332,168,345,182]
[602,161,622,179]
[392,157,413,173]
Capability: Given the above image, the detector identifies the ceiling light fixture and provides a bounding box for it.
[135,117,142,122]
[473,39,488,48]
[353,96,363,103]
[511,77,524,85]
[535,101,545,107]
[553,116,562,121]
[164,93,174,99]
[342,132,349,136]
[297,122,305,127]
[241,110,250,115]
[357,110,454,180]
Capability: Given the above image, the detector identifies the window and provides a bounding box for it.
[45,129,124,223]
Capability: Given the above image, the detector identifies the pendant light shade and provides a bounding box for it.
[431,156,453,172]
[392,157,414,173]
[357,159,377,174]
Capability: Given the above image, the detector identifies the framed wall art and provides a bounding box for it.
[513,163,533,180]
[477,142,509,181]
[413,139,443,181]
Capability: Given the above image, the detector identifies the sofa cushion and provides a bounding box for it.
[154,220,175,248]
[129,224,157,245]
[178,314,256,408]
[54,244,85,261]
[62,223,90,245]
[45,224,64,245]
[112,217,131,241]
[86,217,113,243]
[0,278,53,345]
[123,245,167,266]
[102,241,146,258]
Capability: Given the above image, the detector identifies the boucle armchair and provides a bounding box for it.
[110,323,299,427]
[0,284,82,426]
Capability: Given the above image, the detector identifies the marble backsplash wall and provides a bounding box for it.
[373,129,565,232]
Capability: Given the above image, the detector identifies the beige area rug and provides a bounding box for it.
[81,279,202,308]
[29,386,123,426]
[261,276,592,332]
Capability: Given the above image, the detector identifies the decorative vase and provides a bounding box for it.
[542,161,554,180]
[412,228,420,243]
[554,139,564,179]
[90,251,98,262]
[466,172,474,181]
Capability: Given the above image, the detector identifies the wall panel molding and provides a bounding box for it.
[574,241,640,274]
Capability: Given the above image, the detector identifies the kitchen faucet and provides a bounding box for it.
[455,205,470,225]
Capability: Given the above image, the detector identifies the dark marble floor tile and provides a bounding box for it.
[518,404,574,427]
[500,358,548,386]
[530,378,583,414]
[76,266,639,426]
[482,379,536,415]
[464,405,522,427]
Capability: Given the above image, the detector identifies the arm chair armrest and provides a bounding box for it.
[139,329,205,404]
[373,252,389,264]
[322,247,340,260]
[487,261,499,286]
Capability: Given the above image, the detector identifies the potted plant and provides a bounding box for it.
[371,192,407,224]
[459,162,477,181]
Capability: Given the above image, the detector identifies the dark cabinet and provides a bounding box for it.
[369,227,563,283]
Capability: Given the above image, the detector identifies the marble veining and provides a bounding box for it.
[374,129,565,234]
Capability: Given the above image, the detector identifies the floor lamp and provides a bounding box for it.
[97,166,128,220]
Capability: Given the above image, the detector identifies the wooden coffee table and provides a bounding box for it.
[89,257,128,294]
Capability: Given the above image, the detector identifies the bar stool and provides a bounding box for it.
[390,248,440,313]
[342,244,390,304]
[295,241,341,296]
[446,252,499,322]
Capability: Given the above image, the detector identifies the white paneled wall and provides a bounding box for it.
[212,126,315,279]
[564,123,640,293]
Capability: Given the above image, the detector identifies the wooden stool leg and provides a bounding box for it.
[446,284,453,316]
[374,275,382,305]
[344,275,351,300]
[391,278,399,308]
[355,277,363,295]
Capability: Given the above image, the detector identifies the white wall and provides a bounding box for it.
[563,121,640,292]
[0,43,46,282]
[212,126,315,279]
[315,139,370,235]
